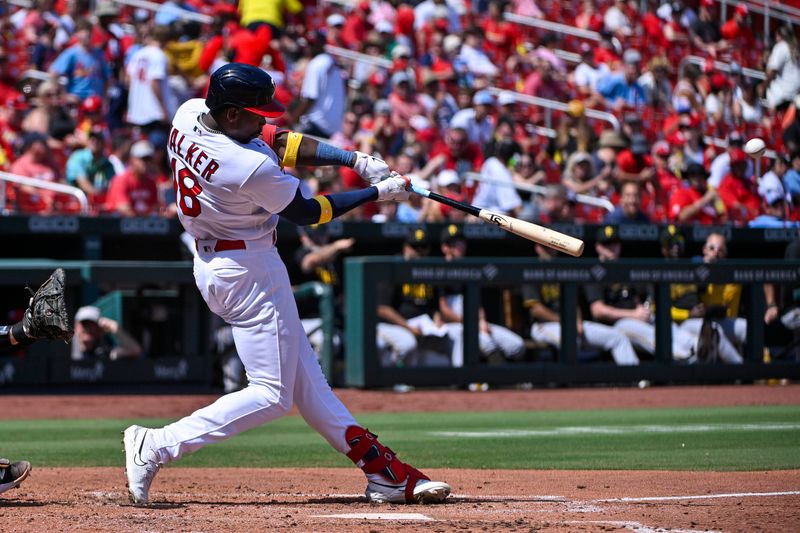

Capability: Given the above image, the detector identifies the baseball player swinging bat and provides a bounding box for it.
[409,184,585,257]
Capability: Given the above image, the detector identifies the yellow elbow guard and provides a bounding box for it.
[313,195,333,224]
[281,132,303,168]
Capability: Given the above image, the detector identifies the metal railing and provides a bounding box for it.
[486,88,622,131]
[0,171,89,215]
[325,45,393,69]
[111,0,213,24]
[679,55,766,82]
[504,12,601,41]
[464,172,615,213]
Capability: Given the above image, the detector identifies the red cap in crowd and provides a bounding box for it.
[711,72,729,90]
[735,4,748,16]
[212,3,239,17]
[668,131,686,147]
[729,148,748,165]
[653,140,670,157]
[81,95,103,113]
[5,94,28,110]
[416,127,439,144]
[396,6,415,36]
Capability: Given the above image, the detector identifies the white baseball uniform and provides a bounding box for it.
[146,98,359,464]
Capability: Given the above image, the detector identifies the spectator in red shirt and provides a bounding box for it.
[419,31,456,81]
[482,0,521,63]
[615,133,654,184]
[422,127,484,191]
[717,148,761,223]
[199,20,284,74]
[341,2,371,50]
[720,4,753,45]
[105,140,160,217]
[668,162,726,225]
[9,132,60,214]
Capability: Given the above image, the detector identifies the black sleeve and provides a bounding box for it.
[279,187,379,226]
[521,284,540,306]
[583,283,604,304]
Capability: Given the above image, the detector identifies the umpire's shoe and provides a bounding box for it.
[0,458,31,495]
[123,425,161,504]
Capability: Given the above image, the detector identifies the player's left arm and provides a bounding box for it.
[263,125,388,182]
[279,174,410,226]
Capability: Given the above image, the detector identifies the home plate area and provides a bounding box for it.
[5,467,798,532]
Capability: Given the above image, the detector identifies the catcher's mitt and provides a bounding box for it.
[22,268,73,343]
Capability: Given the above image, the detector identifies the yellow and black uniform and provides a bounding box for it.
[522,283,561,325]
[670,282,741,322]
[584,282,649,323]
[379,282,440,321]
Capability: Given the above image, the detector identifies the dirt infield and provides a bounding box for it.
[1,385,799,532]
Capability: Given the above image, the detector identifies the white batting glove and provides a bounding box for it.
[352,151,390,184]
[374,173,411,202]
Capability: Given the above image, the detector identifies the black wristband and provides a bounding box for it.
[10,322,35,345]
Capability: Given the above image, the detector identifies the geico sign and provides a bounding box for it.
[619,224,659,240]
[120,218,170,234]
[28,216,79,233]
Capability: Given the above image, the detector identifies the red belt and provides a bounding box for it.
[196,239,246,252]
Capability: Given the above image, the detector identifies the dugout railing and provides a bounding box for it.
[343,256,800,388]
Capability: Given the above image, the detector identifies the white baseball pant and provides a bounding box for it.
[676,318,745,364]
[147,236,358,464]
[531,321,640,365]
[613,318,744,363]
[444,322,526,366]
[377,314,460,366]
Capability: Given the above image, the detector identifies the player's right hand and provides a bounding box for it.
[353,151,390,184]
[375,173,411,202]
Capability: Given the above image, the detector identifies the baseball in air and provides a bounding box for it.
[744,138,766,159]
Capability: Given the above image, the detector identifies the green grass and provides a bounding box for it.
[1,405,798,471]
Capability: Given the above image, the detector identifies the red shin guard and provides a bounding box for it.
[345,426,429,502]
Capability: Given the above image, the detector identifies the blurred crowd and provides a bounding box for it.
[1,0,800,227]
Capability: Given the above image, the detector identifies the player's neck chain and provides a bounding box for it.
[198,114,223,135]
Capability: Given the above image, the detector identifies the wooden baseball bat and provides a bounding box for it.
[409,185,585,257]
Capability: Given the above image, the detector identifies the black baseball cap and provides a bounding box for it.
[660,224,685,247]
[684,162,708,178]
[405,227,430,247]
[596,225,621,244]
[440,224,465,244]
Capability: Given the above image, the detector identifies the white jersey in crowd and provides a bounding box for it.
[167,99,299,241]
[472,156,522,214]
[126,44,178,125]
[299,53,346,136]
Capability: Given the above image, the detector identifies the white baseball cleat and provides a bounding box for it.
[123,425,161,504]
[0,459,31,495]
[366,476,451,504]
